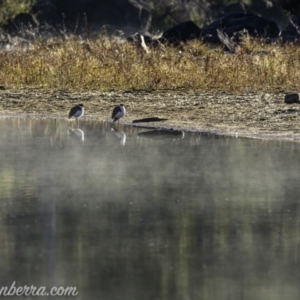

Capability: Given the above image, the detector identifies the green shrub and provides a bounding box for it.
[0,0,35,25]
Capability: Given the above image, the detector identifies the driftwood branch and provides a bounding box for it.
[289,15,300,35]
[217,29,236,53]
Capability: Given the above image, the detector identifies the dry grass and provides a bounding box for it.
[1,34,300,92]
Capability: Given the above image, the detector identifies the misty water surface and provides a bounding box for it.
[0,117,300,300]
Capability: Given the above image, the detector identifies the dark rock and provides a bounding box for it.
[201,13,280,45]
[0,86,5,90]
[161,21,202,44]
[159,14,280,47]
[284,93,299,103]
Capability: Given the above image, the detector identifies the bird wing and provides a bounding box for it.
[69,106,78,118]
[111,106,121,118]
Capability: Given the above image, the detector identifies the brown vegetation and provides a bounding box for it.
[0,36,300,92]
[1,36,300,140]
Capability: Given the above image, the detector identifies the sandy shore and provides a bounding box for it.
[1,88,300,141]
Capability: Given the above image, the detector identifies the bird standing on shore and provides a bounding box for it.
[111,104,126,123]
[69,104,84,119]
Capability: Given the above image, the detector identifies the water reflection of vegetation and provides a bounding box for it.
[0,118,300,299]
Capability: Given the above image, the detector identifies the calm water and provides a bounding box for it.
[0,118,300,300]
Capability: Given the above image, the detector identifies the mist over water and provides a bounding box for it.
[0,118,300,300]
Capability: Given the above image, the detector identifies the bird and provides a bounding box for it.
[111,104,126,123]
[69,104,84,119]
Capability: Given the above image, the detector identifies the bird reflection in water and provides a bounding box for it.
[111,126,126,146]
[69,128,85,142]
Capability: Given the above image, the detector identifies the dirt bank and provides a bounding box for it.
[1,88,300,141]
